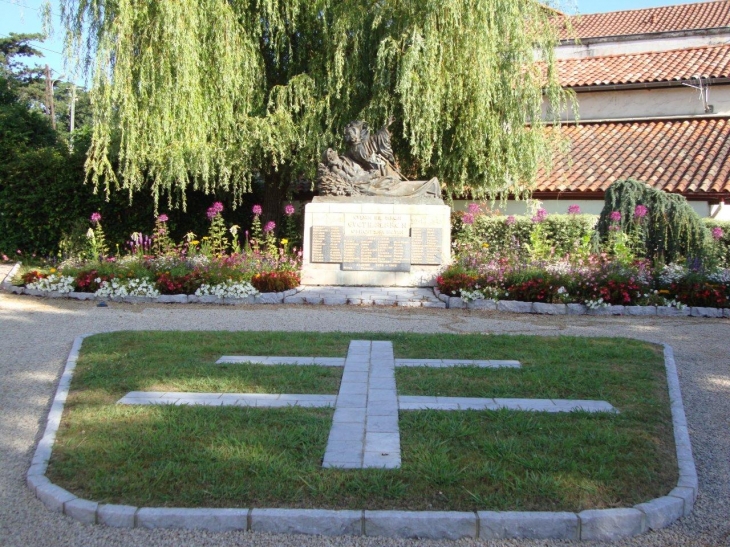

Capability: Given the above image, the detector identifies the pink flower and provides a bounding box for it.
[634,205,648,219]
[712,226,724,240]
[90,212,102,223]
[531,208,548,223]
[157,214,169,223]
[206,202,224,220]
[284,204,295,216]
[467,203,481,214]
[1,254,8,261]
[461,213,474,225]
[252,204,262,215]
[505,215,516,226]
[609,211,622,222]
[568,204,581,214]
[264,221,276,233]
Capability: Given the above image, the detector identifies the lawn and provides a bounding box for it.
[47,331,676,511]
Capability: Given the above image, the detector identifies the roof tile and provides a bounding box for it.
[555,44,730,87]
[537,117,730,194]
[558,1,730,40]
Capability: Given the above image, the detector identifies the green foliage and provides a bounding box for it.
[62,0,572,208]
[703,219,730,266]
[454,212,598,261]
[597,179,709,264]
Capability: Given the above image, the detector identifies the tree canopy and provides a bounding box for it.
[61,0,571,209]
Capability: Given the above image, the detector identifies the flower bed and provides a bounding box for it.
[444,202,730,313]
[7,202,303,300]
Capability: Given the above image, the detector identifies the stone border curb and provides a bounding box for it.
[3,264,728,316]
[0,261,21,290]
[28,335,698,540]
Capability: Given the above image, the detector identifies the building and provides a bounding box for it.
[497,0,730,219]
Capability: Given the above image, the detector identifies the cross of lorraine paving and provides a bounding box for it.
[118,340,616,469]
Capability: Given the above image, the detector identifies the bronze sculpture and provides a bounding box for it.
[317,119,441,198]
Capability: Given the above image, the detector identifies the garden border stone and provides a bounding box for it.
[2,262,726,317]
[25,334,698,540]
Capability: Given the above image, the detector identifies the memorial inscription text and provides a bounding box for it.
[310,213,442,271]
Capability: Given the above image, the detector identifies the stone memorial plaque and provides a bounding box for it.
[344,213,410,237]
[411,227,443,265]
[342,237,411,271]
[310,226,344,263]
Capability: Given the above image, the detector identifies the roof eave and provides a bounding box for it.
[559,26,730,46]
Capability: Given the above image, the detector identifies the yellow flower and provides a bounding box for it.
[49,267,57,274]
[481,243,489,249]
[191,240,199,245]
[658,289,670,295]
[281,239,289,245]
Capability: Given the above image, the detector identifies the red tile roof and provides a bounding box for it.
[537,117,730,195]
[556,44,730,88]
[558,1,730,40]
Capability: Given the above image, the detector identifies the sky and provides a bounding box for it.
[0,0,712,86]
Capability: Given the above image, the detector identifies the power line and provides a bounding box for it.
[0,0,53,14]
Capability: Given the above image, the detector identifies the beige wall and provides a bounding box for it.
[452,198,722,219]
[556,33,730,60]
[548,85,730,121]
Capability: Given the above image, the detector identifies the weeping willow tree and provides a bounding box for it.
[60,0,572,210]
[597,179,709,264]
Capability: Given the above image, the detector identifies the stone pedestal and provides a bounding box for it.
[302,197,451,287]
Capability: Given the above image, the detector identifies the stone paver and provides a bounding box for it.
[118,392,336,408]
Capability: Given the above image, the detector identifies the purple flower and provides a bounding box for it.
[157,214,169,223]
[252,204,262,216]
[263,221,276,233]
[206,202,224,220]
[90,212,102,224]
[505,215,516,226]
[531,208,548,223]
[633,205,648,219]
[467,203,481,215]
[568,204,581,215]
[284,204,295,216]
[609,211,622,222]
[461,213,474,225]
[712,226,724,240]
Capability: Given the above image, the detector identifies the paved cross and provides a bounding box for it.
[119,340,616,469]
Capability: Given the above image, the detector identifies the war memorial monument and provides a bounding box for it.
[302,119,451,286]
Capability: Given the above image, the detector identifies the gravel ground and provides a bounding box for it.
[1,264,729,546]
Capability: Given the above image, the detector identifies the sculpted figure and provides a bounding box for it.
[316,119,441,199]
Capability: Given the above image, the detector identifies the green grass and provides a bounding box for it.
[47,331,676,511]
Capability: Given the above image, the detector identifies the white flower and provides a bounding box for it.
[195,281,259,299]
[26,274,75,294]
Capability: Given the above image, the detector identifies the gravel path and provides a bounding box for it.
[1,268,728,546]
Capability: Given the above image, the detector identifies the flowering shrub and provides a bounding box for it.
[155,270,206,295]
[250,271,300,292]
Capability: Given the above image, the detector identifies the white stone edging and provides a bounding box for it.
[27,335,697,540]
[0,261,22,289]
[444,295,729,318]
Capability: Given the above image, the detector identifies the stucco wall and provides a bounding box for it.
[546,85,730,121]
[452,198,719,218]
[556,33,730,59]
